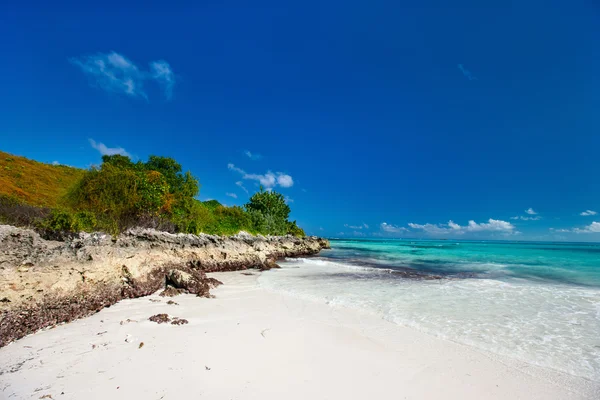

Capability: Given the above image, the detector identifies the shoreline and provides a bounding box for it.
[0,225,330,347]
[1,271,598,399]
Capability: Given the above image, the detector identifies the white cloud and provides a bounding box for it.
[70,51,175,100]
[52,161,60,165]
[277,174,294,188]
[345,223,369,230]
[447,220,461,230]
[244,150,262,161]
[408,219,516,236]
[408,222,455,235]
[573,222,600,233]
[511,208,541,221]
[228,164,245,174]
[226,192,238,199]
[580,210,597,216]
[149,60,175,100]
[285,196,294,204]
[510,215,541,221]
[236,181,249,194]
[381,222,408,233]
[244,172,276,187]
[89,139,131,157]
[228,163,294,189]
[465,219,515,232]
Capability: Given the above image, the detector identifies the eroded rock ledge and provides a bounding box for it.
[0,225,330,347]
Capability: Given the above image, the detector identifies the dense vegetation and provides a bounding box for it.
[0,151,304,237]
[0,150,85,207]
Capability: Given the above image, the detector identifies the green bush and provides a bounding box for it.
[244,188,294,235]
[210,206,253,235]
[174,200,214,234]
[67,164,170,218]
[202,200,222,211]
[287,220,306,237]
[245,188,290,221]
[42,210,96,232]
[73,211,97,231]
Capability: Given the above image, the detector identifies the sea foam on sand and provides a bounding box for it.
[1,271,598,399]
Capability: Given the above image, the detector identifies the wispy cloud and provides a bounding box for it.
[70,51,175,100]
[52,161,60,166]
[380,222,408,233]
[149,60,176,100]
[226,192,238,199]
[408,219,516,235]
[285,196,294,204]
[458,64,477,81]
[244,150,262,161]
[549,228,572,233]
[510,215,541,221]
[89,139,130,157]
[345,223,369,230]
[228,163,293,189]
[510,208,541,221]
[580,210,597,216]
[236,181,249,194]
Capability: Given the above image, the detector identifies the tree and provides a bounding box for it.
[245,187,290,221]
[143,156,199,216]
[101,154,136,170]
[245,188,291,235]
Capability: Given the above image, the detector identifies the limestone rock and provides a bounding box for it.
[0,224,329,347]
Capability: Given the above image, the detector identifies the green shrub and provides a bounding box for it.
[43,210,76,232]
[287,220,306,237]
[174,201,214,234]
[245,188,290,221]
[210,206,253,235]
[67,164,170,219]
[73,211,97,231]
[244,188,293,235]
[202,200,222,211]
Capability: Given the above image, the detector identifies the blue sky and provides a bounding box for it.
[1,0,599,241]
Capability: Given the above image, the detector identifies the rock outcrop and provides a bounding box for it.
[0,225,330,347]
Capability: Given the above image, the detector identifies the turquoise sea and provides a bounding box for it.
[259,239,600,381]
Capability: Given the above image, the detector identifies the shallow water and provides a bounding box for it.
[259,239,600,381]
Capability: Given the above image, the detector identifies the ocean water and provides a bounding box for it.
[259,239,600,381]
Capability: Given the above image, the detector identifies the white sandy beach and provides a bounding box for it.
[1,271,598,400]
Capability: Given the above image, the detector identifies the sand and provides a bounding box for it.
[1,271,598,399]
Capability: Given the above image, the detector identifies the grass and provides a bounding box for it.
[0,151,85,208]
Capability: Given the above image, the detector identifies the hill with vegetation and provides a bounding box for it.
[0,151,85,207]
[0,151,305,237]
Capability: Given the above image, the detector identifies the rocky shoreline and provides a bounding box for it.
[0,225,330,347]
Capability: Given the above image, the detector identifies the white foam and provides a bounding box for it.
[261,258,600,382]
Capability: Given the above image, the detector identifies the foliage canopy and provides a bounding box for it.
[0,151,305,237]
